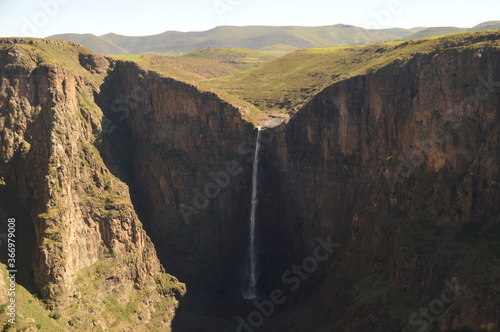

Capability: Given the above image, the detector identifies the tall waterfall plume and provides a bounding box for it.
[243,127,262,299]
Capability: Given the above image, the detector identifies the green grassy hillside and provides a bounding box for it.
[201,31,500,115]
[111,54,240,83]
[0,264,67,331]
[110,48,275,84]
[182,47,275,69]
[183,47,274,61]
[403,27,468,40]
[471,20,500,31]
[258,44,300,56]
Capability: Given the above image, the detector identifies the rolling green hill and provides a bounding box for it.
[471,20,500,31]
[402,27,468,40]
[110,48,275,84]
[403,21,500,40]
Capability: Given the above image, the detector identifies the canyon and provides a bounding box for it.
[0,31,499,331]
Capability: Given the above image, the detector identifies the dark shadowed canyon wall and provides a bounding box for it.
[97,61,258,299]
[259,46,500,330]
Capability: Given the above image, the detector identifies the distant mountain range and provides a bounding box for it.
[48,21,500,55]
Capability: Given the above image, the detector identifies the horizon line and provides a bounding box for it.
[41,20,499,39]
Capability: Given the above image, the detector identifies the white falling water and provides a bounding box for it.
[243,127,262,299]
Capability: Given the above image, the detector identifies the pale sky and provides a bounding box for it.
[0,0,498,38]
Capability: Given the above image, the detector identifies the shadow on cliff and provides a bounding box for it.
[95,70,244,331]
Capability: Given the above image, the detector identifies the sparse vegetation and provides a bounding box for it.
[68,317,78,327]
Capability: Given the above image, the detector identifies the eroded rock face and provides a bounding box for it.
[0,40,184,330]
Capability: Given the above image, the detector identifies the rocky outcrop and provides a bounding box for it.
[0,39,185,330]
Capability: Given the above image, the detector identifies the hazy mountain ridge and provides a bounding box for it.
[48,21,500,55]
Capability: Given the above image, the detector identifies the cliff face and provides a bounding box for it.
[0,39,185,330]
[98,61,258,297]
[259,46,500,330]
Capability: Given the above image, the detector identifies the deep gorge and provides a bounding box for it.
[0,35,499,331]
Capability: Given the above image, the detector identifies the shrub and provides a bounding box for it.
[49,311,61,319]
[68,317,78,326]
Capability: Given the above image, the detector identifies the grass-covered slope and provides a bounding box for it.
[471,20,500,31]
[110,48,276,85]
[0,264,66,332]
[201,30,500,115]
[402,27,468,40]
[257,43,300,56]
[182,47,276,69]
[110,54,241,83]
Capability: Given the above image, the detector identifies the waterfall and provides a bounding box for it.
[243,127,262,299]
